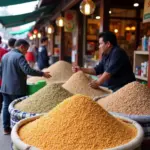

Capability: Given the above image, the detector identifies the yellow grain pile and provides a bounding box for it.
[27,61,73,84]
[99,81,150,115]
[62,71,110,98]
[19,94,137,150]
[15,83,72,113]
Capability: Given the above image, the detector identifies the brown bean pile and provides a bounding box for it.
[19,94,137,150]
[62,71,110,98]
[99,81,150,115]
[27,61,73,84]
[15,83,73,113]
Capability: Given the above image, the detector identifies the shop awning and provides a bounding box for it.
[0,6,55,28]
[0,0,37,6]
[10,27,32,35]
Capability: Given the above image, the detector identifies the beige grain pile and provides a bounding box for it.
[62,71,111,98]
[15,83,73,113]
[27,61,73,84]
[19,94,137,150]
[99,81,150,115]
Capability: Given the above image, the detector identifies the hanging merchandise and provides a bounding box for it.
[143,0,150,23]
[64,10,76,32]
[56,16,64,27]
[47,25,54,34]
[80,0,96,15]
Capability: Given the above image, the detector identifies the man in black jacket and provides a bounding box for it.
[73,31,135,91]
[0,39,51,134]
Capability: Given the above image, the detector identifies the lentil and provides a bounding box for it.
[19,94,137,150]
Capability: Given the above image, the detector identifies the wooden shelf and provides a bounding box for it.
[135,75,148,81]
[134,51,149,55]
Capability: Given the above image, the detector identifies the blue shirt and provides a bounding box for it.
[94,46,135,90]
[0,49,43,95]
[37,46,49,70]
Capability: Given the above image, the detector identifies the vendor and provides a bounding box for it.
[73,31,135,91]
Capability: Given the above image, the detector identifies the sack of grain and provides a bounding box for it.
[9,83,72,127]
[11,114,143,150]
[62,71,112,98]
[11,95,143,150]
[27,61,73,84]
[8,96,39,128]
[98,81,150,149]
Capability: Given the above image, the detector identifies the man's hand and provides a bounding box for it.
[72,65,81,73]
[89,80,100,89]
[43,72,52,78]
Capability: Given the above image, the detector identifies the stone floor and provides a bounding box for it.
[0,116,11,150]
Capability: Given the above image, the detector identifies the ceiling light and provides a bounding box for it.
[133,3,139,7]
[114,29,118,33]
[109,11,112,14]
[96,16,101,19]
[80,0,96,15]
[56,17,64,27]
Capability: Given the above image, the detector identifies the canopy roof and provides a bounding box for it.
[0,6,55,28]
[0,0,37,6]
[10,27,32,35]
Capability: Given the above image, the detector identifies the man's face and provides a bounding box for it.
[99,37,110,54]
[20,45,29,55]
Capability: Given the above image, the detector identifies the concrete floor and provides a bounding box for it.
[0,116,11,150]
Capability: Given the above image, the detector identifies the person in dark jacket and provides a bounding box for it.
[37,37,49,70]
[0,39,51,135]
[72,31,135,91]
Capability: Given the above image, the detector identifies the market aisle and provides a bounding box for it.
[0,116,11,150]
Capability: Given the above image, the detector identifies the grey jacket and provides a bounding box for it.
[0,49,43,95]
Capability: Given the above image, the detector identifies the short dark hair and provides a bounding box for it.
[15,39,29,47]
[8,38,16,47]
[41,37,48,43]
[99,31,117,46]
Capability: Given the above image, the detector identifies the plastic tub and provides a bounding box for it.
[27,80,46,95]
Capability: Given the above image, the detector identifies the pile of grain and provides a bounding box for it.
[99,81,150,115]
[15,83,73,113]
[27,61,73,84]
[19,94,137,150]
[62,71,110,98]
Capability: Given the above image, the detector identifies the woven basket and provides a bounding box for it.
[8,96,40,128]
[11,114,144,150]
